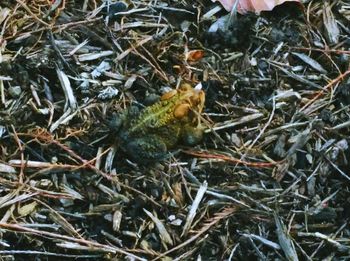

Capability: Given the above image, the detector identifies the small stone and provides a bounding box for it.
[8,86,21,98]
[170,218,183,226]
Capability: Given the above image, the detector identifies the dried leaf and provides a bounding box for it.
[186,50,204,62]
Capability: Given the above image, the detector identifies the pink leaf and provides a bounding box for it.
[213,0,302,14]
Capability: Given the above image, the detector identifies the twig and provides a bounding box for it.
[0,222,146,261]
[10,125,24,183]
[183,150,278,168]
[300,68,350,113]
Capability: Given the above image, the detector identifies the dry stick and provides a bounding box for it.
[291,46,350,55]
[181,181,208,237]
[10,125,25,183]
[183,150,278,168]
[300,68,350,113]
[0,250,100,258]
[0,78,5,105]
[0,223,146,261]
[9,160,94,170]
[0,176,80,200]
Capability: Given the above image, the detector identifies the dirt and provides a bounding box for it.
[0,0,350,260]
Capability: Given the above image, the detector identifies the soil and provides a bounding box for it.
[0,0,350,260]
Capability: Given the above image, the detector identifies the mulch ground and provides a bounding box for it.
[0,0,350,260]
